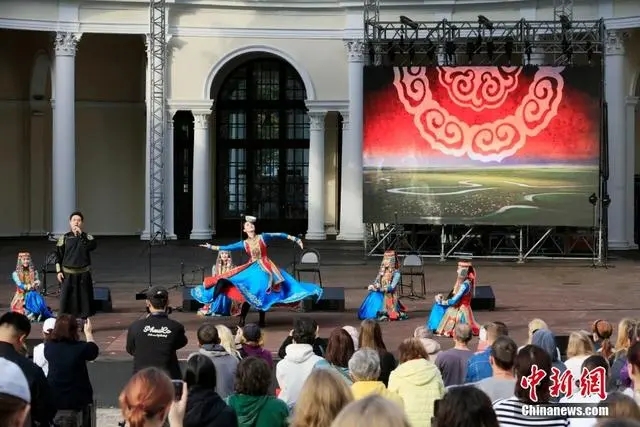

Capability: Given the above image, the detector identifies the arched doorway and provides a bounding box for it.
[216,57,309,236]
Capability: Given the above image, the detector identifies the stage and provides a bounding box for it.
[0,237,636,360]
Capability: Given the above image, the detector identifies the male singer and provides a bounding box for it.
[54,211,97,318]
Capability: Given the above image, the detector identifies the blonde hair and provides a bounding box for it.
[527,319,548,344]
[330,395,410,427]
[290,369,353,427]
[566,330,595,358]
[615,318,636,353]
[215,325,241,359]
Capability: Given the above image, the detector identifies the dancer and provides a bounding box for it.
[199,216,323,327]
[191,250,239,317]
[55,211,97,319]
[10,252,53,321]
[426,260,479,337]
[357,250,407,321]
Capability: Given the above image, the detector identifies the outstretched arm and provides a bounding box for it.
[440,281,469,307]
[11,272,28,291]
[201,240,245,252]
[262,233,303,248]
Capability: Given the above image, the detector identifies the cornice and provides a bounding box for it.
[167,99,213,113]
[306,100,349,112]
[171,26,344,39]
[604,16,640,30]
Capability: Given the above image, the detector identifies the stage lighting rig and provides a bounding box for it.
[387,41,395,63]
[478,15,494,30]
[466,40,475,63]
[368,41,375,64]
[524,40,532,64]
[504,37,514,63]
[562,35,573,62]
[408,41,416,64]
[486,40,495,60]
[400,15,419,30]
[586,40,594,64]
[559,14,572,31]
[445,41,456,64]
[425,39,436,62]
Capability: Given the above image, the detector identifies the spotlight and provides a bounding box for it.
[589,193,598,206]
[524,40,532,64]
[400,15,419,30]
[504,37,514,63]
[445,41,456,63]
[586,40,594,64]
[478,15,494,30]
[559,14,572,31]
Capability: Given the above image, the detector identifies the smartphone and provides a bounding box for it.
[171,380,183,400]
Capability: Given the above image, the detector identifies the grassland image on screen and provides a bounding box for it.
[362,66,601,226]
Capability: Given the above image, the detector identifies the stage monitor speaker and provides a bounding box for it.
[182,286,203,312]
[471,285,495,311]
[94,286,113,313]
[302,287,345,312]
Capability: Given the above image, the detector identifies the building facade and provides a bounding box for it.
[0,0,639,248]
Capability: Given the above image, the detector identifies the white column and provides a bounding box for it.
[625,96,639,248]
[337,40,365,241]
[52,32,80,237]
[141,35,152,240]
[306,111,327,240]
[165,113,176,239]
[605,30,632,249]
[190,111,212,240]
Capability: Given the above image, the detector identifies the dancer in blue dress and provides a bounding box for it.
[199,216,323,327]
[358,250,407,321]
[191,250,238,317]
[10,252,53,321]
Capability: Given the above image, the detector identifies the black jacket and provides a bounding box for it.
[0,341,56,427]
[183,387,238,427]
[126,312,188,379]
[277,336,327,360]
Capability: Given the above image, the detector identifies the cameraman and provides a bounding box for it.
[125,286,188,379]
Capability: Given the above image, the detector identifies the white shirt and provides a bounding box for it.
[559,392,601,427]
[32,342,48,376]
[565,355,590,380]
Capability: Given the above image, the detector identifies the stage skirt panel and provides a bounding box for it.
[190,286,234,316]
[427,304,447,331]
[358,291,407,321]
[215,261,323,311]
[435,305,479,337]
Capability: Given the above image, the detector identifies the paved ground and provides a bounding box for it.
[2,236,639,419]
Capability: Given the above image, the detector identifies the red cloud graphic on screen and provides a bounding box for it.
[391,66,564,163]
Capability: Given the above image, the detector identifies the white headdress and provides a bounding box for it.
[245,216,257,223]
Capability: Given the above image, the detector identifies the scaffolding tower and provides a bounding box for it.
[148,0,167,244]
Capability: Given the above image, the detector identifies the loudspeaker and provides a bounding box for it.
[182,286,203,312]
[93,287,113,313]
[471,285,495,311]
[302,287,345,312]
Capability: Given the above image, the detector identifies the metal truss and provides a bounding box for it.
[364,225,604,265]
[364,18,604,66]
[149,0,167,244]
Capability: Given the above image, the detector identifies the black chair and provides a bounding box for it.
[399,253,427,299]
[41,251,60,296]
[294,249,323,287]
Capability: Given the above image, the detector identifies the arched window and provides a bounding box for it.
[216,57,309,235]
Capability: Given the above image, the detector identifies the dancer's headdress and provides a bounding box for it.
[380,250,399,270]
[245,216,257,223]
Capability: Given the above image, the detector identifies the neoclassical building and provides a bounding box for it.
[0,0,639,249]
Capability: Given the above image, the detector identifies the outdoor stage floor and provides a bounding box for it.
[0,237,638,360]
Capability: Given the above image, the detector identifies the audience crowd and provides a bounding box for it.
[3,288,640,427]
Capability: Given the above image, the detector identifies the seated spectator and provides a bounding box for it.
[561,355,610,427]
[523,319,562,360]
[237,324,273,369]
[32,317,55,376]
[598,392,640,421]
[278,318,327,359]
[592,319,614,362]
[564,330,595,379]
[623,341,640,404]
[215,325,242,360]
[388,338,444,427]
[276,317,326,408]
[330,395,410,427]
[342,326,359,351]
[349,348,403,408]
[435,323,473,387]
[190,323,238,398]
[227,357,289,427]
[610,318,636,391]
[119,367,187,427]
[492,345,569,426]
[473,336,518,402]
[126,286,188,379]
[0,357,31,427]
[45,315,99,427]
[182,354,237,427]
[359,320,396,386]
[617,323,640,391]
[413,326,441,361]
[531,328,567,381]
[290,369,353,427]
[465,321,508,383]
[476,325,490,353]
[433,385,500,427]
[0,312,55,427]
[315,328,356,384]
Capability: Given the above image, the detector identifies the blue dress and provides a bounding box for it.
[358,271,407,321]
[212,233,323,311]
[12,271,53,320]
[191,256,237,316]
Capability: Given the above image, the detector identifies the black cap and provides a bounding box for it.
[243,323,262,342]
[146,286,169,301]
